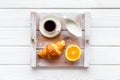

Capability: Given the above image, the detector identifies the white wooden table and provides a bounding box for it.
[0,0,120,80]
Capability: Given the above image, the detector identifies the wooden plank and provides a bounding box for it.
[92,16,120,27]
[36,31,84,48]
[0,28,30,45]
[0,65,120,80]
[84,12,91,67]
[0,47,30,64]
[0,0,120,8]
[90,28,120,46]
[0,47,120,65]
[0,9,120,27]
[90,47,120,65]
[31,12,37,67]
[0,9,30,27]
[1,28,120,46]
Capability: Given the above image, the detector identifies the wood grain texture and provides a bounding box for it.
[31,12,37,67]
[0,0,120,8]
[1,28,120,46]
[0,47,30,64]
[90,47,120,65]
[36,31,84,48]
[0,47,120,65]
[0,28,30,45]
[0,65,120,80]
[0,9,120,28]
[90,28,120,46]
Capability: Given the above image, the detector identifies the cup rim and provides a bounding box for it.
[43,20,57,33]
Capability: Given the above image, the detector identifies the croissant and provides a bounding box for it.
[38,40,66,59]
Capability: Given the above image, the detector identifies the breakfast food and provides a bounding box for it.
[38,40,66,59]
[65,44,82,62]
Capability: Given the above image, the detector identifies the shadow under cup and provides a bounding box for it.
[44,20,56,33]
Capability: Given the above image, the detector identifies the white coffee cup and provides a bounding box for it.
[43,20,56,33]
[39,15,61,38]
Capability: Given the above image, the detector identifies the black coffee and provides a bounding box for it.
[44,20,56,32]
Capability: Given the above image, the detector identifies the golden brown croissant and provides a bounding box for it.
[38,40,66,59]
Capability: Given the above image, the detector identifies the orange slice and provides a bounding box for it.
[65,44,82,62]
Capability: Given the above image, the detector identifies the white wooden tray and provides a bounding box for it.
[31,12,90,68]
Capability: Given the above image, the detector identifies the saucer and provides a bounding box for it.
[39,15,61,38]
